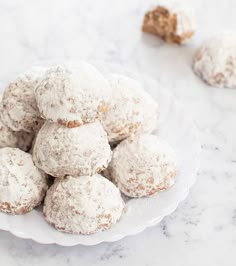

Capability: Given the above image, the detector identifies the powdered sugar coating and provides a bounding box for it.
[1,68,45,132]
[43,175,125,234]
[35,62,111,127]
[108,134,178,198]
[100,74,159,143]
[165,1,195,38]
[193,34,236,89]
[0,148,48,214]
[33,121,112,177]
[154,0,195,36]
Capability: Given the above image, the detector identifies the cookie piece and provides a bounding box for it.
[0,148,48,214]
[193,34,236,89]
[108,134,178,198]
[142,1,195,44]
[35,62,110,127]
[33,121,112,177]
[1,68,45,132]
[100,74,159,143]
[43,175,124,234]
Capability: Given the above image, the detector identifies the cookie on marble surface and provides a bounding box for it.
[0,68,45,132]
[100,74,159,143]
[35,62,110,127]
[142,1,195,44]
[0,148,48,215]
[193,34,236,89]
[33,121,112,177]
[107,134,178,198]
[43,174,124,234]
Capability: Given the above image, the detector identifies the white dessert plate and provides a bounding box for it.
[0,62,200,246]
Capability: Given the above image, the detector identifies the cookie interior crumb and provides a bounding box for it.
[142,6,193,44]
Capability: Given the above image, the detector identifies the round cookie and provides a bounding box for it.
[142,1,195,44]
[35,62,110,127]
[0,148,48,214]
[43,175,124,234]
[1,68,45,132]
[193,34,236,89]
[33,121,112,177]
[100,74,159,143]
[108,134,178,198]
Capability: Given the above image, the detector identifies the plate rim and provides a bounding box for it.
[0,61,201,246]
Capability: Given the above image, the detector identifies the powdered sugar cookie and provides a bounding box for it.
[142,1,195,44]
[108,134,178,198]
[33,121,112,177]
[0,148,48,215]
[35,62,110,127]
[100,74,159,143]
[43,175,124,234]
[1,68,45,132]
[193,34,236,89]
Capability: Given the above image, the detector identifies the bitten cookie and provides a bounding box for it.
[107,134,178,198]
[100,74,159,143]
[193,34,236,89]
[35,62,110,127]
[0,148,48,214]
[33,121,112,177]
[142,1,195,44]
[1,68,45,132]
[43,175,125,234]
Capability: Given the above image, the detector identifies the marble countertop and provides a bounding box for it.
[0,0,236,265]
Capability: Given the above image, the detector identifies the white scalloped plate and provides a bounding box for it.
[0,62,200,246]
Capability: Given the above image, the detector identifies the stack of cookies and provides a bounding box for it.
[0,61,178,235]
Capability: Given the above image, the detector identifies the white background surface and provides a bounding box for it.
[0,0,236,265]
